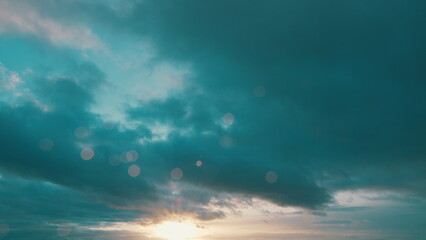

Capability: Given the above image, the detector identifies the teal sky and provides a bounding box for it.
[0,1,426,239]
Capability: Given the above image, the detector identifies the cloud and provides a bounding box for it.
[0,60,243,226]
[0,61,156,206]
[1,0,426,239]
[0,64,21,91]
[0,174,147,240]
[0,0,103,50]
[2,0,426,213]
[118,0,426,199]
[120,62,193,103]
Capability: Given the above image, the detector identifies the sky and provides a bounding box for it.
[0,0,426,239]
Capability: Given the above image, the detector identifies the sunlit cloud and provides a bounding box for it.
[0,0,104,50]
[0,62,51,111]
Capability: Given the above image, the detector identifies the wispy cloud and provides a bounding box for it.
[0,0,103,50]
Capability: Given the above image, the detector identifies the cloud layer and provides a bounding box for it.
[0,0,426,239]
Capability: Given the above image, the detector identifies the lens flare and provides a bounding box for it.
[81,148,94,160]
[171,168,183,180]
[128,164,141,177]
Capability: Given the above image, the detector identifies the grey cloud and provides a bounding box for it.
[120,0,426,202]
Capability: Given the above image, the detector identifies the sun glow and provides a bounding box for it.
[153,221,198,240]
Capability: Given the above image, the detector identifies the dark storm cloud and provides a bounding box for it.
[121,0,426,200]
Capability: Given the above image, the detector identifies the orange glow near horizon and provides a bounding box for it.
[153,221,198,240]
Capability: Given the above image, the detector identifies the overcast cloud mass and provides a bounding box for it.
[0,0,426,239]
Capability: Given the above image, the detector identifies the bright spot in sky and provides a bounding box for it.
[81,148,94,160]
[126,150,139,162]
[74,127,89,139]
[223,113,235,126]
[153,221,197,240]
[128,164,141,177]
[196,160,202,167]
[171,168,183,180]
[265,171,278,183]
[39,138,54,151]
